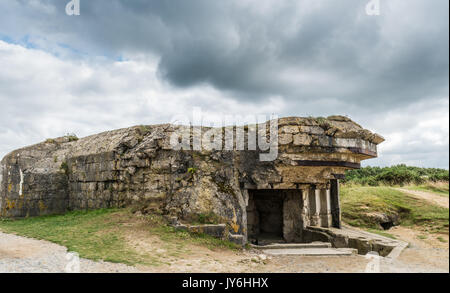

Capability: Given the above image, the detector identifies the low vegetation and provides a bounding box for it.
[65,134,79,142]
[0,209,240,267]
[343,165,449,186]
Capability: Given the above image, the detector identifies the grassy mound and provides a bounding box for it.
[340,185,449,234]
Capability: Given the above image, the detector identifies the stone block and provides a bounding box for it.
[228,233,245,246]
[278,133,293,145]
[280,126,299,134]
[317,135,332,147]
[348,237,372,255]
[299,126,325,135]
[293,133,313,146]
[187,224,226,238]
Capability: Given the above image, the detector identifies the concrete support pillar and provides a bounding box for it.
[300,188,310,228]
[319,189,332,228]
[282,190,303,242]
[308,186,321,226]
[330,179,341,228]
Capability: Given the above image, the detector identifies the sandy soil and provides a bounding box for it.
[384,226,449,272]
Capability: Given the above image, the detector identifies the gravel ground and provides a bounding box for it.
[0,231,138,273]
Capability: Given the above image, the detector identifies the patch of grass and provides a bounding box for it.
[186,212,221,225]
[0,209,145,265]
[150,224,241,251]
[437,236,447,243]
[417,234,428,240]
[341,185,449,233]
[0,208,240,267]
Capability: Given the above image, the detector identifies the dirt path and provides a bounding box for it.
[384,226,449,273]
[0,231,139,273]
[395,188,449,208]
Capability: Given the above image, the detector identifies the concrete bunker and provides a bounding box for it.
[0,115,385,248]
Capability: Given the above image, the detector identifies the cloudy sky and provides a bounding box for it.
[0,0,448,168]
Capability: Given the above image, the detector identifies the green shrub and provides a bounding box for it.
[343,165,448,186]
[196,212,221,225]
[375,168,423,186]
[187,167,198,174]
[65,133,79,142]
[60,161,69,175]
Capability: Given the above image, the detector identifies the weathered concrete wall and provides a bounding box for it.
[0,116,383,242]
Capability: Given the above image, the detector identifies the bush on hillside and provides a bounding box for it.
[344,165,449,186]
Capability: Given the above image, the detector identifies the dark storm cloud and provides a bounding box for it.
[0,0,448,168]
[1,0,448,109]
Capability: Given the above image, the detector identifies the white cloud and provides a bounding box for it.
[0,41,287,159]
[362,98,449,168]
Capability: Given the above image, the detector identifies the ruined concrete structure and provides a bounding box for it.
[0,116,384,245]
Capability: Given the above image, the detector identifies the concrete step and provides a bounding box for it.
[251,241,332,250]
[262,248,358,256]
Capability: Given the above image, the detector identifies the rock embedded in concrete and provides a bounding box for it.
[293,133,313,146]
[278,134,293,145]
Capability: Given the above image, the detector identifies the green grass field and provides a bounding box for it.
[0,208,240,266]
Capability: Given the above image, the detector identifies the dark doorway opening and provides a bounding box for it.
[247,190,285,245]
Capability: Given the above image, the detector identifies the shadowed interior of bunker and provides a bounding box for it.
[247,190,285,242]
[247,189,305,244]
[246,182,341,244]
